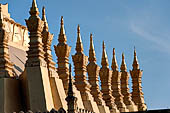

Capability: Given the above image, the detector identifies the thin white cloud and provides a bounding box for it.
[130,23,170,54]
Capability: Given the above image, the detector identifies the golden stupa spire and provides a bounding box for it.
[75,25,84,54]
[42,6,47,22]
[29,0,39,16]
[111,48,118,71]
[59,16,65,35]
[120,53,127,71]
[42,6,48,32]
[88,33,96,63]
[58,16,67,44]
[101,41,109,67]
[132,47,139,70]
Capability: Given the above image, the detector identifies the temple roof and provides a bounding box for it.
[9,46,27,77]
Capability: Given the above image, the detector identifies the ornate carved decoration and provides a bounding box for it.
[72,25,91,101]
[25,0,46,67]
[120,53,136,111]
[87,34,105,106]
[54,16,71,92]
[99,41,118,111]
[41,7,57,77]
[130,48,147,111]
[111,48,127,112]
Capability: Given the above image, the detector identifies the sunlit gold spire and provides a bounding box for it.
[75,25,84,54]
[58,16,67,44]
[88,33,96,63]
[101,41,109,67]
[59,16,65,35]
[120,53,127,71]
[42,6,47,22]
[29,0,39,16]
[42,6,48,32]
[132,47,139,70]
[111,48,118,71]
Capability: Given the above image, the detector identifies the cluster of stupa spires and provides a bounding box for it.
[55,11,147,113]
[0,0,147,112]
[28,0,147,112]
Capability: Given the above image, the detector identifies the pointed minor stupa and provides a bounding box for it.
[132,47,139,70]
[42,6,47,22]
[99,42,118,112]
[54,16,71,93]
[130,48,147,111]
[88,33,96,63]
[60,16,65,35]
[101,41,109,67]
[111,48,118,71]
[57,16,67,44]
[87,34,108,109]
[29,0,39,16]
[72,26,100,113]
[75,25,84,54]
[111,49,128,112]
[120,53,127,72]
[42,6,48,32]
[120,53,137,112]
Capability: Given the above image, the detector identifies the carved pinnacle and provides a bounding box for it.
[101,41,109,67]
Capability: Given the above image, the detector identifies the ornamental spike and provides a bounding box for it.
[111,48,118,71]
[42,6,47,22]
[132,47,140,70]
[42,6,48,31]
[120,53,127,71]
[101,41,109,67]
[29,0,39,16]
[59,16,65,35]
[75,25,84,54]
[89,33,96,62]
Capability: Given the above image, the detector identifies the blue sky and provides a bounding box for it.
[2,0,170,110]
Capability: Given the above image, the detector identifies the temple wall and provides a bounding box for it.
[0,78,23,113]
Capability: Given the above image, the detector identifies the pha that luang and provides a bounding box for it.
[0,0,147,113]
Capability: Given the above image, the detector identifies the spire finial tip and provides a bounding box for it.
[30,0,39,16]
[134,46,137,56]
[90,33,93,37]
[122,53,125,59]
[61,16,64,25]
[77,24,80,33]
[102,41,105,49]
[42,6,45,16]
[113,48,115,55]
[32,0,38,9]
